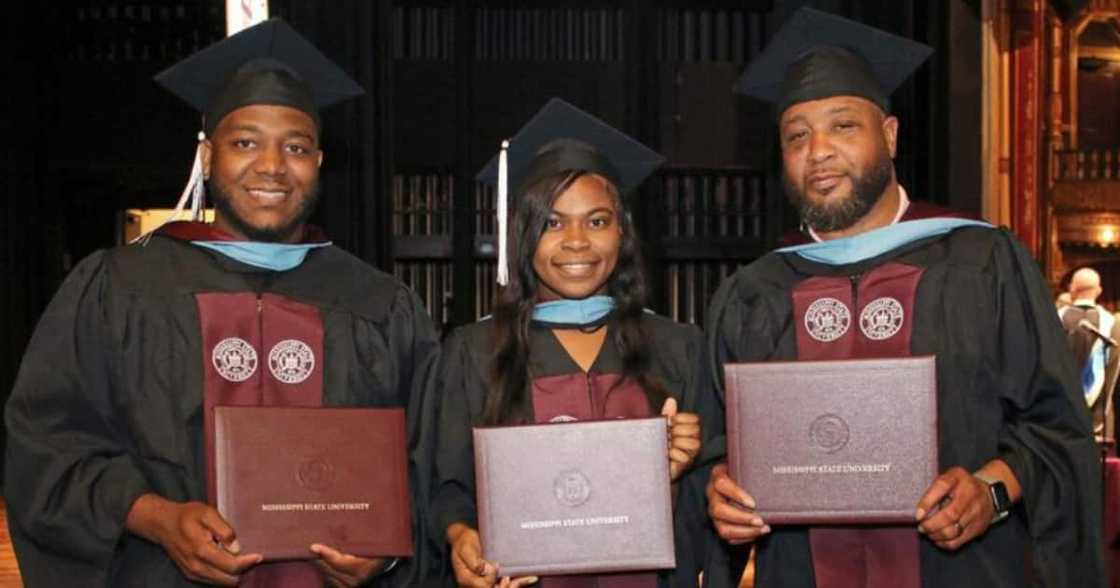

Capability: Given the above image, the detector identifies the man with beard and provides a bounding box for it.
[700,8,1102,588]
[5,20,441,588]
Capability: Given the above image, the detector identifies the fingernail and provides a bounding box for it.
[761,525,771,534]
[228,539,241,554]
[915,508,925,520]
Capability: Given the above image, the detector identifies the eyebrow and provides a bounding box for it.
[549,207,616,218]
[781,104,861,128]
[225,125,316,142]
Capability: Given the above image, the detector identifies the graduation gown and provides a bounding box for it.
[701,225,1103,587]
[430,314,715,587]
[1059,303,1120,440]
[4,230,442,587]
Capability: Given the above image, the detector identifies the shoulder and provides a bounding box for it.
[898,223,1015,273]
[639,312,701,338]
[638,313,703,359]
[445,319,494,347]
[296,246,423,322]
[711,253,796,314]
[441,320,495,372]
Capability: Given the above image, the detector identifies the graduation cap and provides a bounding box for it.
[476,98,665,285]
[735,8,933,117]
[154,17,364,135]
[143,18,363,237]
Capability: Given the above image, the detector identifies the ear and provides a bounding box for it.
[200,139,213,180]
[882,115,899,159]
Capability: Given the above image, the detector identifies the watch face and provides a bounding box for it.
[990,481,1012,513]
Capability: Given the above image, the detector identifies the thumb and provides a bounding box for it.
[660,397,678,419]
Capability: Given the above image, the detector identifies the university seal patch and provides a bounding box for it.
[268,339,315,384]
[212,337,258,382]
[859,297,904,341]
[804,297,852,342]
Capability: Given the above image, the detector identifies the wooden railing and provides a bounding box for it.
[1054,149,1120,182]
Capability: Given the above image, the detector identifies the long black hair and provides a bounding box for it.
[483,170,667,425]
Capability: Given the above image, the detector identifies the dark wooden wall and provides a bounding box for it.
[0,0,983,479]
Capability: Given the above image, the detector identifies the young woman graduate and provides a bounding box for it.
[430,99,714,588]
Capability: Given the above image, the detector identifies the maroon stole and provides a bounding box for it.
[530,371,658,588]
[790,262,926,588]
[198,292,326,587]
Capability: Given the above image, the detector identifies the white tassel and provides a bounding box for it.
[134,131,207,244]
[496,140,510,286]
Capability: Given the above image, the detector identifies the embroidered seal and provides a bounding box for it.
[297,456,334,491]
[212,337,258,382]
[804,297,852,342]
[809,413,850,454]
[859,297,905,341]
[553,470,592,507]
[268,339,315,384]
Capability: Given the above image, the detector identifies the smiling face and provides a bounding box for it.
[532,174,622,302]
[779,95,898,234]
[202,104,324,243]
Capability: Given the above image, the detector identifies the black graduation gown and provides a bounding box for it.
[700,226,1103,588]
[4,233,443,587]
[430,314,716,587]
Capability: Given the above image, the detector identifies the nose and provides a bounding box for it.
[561,222,590,250]
[807,132,835,164]
[254,142,287,177]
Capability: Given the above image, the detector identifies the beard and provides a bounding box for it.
[207,177,321,243]
[784,150,894,233]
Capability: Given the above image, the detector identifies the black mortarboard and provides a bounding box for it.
[735,8,933,116]
[476,98,665,197]
[154,18,364,134]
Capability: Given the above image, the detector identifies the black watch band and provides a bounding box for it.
[974,472,1011,523]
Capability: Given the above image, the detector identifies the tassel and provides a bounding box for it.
[496,139,510,286]
[134,131,207,244]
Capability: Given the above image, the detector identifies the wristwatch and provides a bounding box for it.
[974,472,1011,523]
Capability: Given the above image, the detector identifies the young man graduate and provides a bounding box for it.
[5,19,441,588]
[702,8,1103,588]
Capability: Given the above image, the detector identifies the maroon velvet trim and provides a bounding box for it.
[158,221,330,244]
[196,292,325,586]
[791,262,926,588]
[531,373,650,422]
[531,372,657,588]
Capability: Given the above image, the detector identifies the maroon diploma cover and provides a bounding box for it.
[725,356,938,524]
[213,406,414,560]
[473,418,675,577]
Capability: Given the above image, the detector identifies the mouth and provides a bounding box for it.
[553,261,599,278]
[245,187,291,204]
[806,172,845,194]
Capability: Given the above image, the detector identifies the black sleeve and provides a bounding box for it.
[429,326,489,544]
[989,231,1104,587]
[657,320,720,588]
[696,270,785,588]
[385,287,444,587]
[4,252,152,587]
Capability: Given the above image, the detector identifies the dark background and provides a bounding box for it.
[1,0,988,471]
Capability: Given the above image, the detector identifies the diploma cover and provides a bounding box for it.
[213,406,414,559]
[725,356,938,524]
[473,418,675,576]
